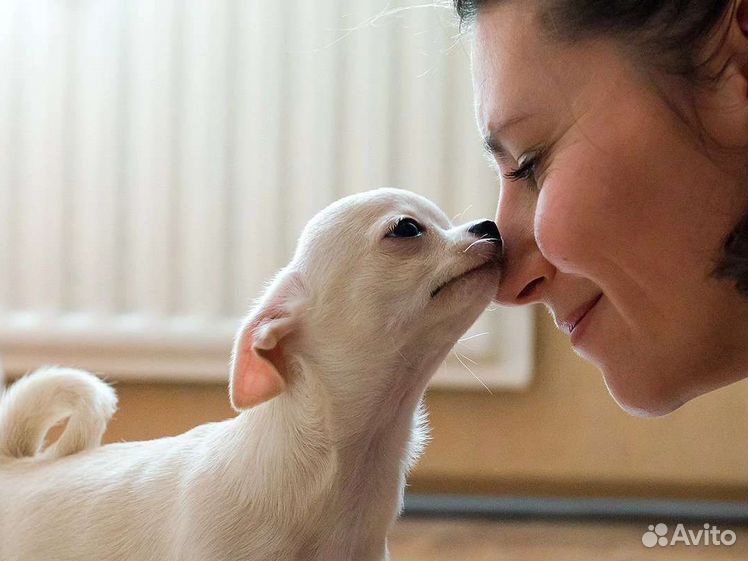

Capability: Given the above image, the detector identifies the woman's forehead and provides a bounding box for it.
[470,3,632,150]
[470,2,548,84]
[470,4,558,133]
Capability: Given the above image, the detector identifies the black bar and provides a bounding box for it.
[402,494,748,524]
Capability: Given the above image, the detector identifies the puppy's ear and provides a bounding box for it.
[230,271,306,411]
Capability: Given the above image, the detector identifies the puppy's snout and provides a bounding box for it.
[467,220,501,247]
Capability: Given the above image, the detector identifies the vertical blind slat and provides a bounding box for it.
[176,0,231,318]
[15,1,67,314]
[230,0,285,311]
[0,0,19,312]
[122,0,177,319]
[67,1,121,316]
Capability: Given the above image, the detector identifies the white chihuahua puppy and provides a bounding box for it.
[0,188,501,561]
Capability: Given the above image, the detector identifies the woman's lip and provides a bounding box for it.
[558,294,603,336]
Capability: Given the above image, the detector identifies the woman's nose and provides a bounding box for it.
[494,193,555,306]
[494,247,553,304]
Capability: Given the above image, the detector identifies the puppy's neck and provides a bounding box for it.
[226,371,338,500]
[297,349,445,559]
[227,353,436,560]
[232,355,428,479]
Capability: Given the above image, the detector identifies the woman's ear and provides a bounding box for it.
[229,270,306,411]
[696,1,748,148]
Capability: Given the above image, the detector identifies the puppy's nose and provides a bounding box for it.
[468,219,501,246]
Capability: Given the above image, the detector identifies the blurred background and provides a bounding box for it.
[0,1,745,559]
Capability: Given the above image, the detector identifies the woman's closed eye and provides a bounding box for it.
[504,150,544,190]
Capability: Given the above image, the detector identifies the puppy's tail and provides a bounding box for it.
[0,367,117,461]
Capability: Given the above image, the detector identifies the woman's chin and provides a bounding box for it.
[600,366,687,418]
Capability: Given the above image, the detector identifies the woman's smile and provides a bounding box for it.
[557,293,603,345]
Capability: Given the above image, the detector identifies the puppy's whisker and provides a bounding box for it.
[458,331,489,343]
[451,204,473,222]
[456,351,478,365]
[453,351,493,395]
[463,237,495,253]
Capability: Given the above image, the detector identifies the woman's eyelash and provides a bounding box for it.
[504,162,534,182]
[503,150,545,188]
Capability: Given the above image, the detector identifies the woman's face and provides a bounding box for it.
[471,3,748,415]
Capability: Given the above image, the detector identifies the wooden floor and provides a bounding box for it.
[388,518,748,561]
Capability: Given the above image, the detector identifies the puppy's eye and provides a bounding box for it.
[386,217,423,238]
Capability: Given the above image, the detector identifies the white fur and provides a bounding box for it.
[0,188,501,561]
[0,367,116,460]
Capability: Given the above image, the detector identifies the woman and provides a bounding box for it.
[455,0,747,416]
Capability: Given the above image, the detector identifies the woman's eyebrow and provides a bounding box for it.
[481,113,533,159]
[482,133,507,158]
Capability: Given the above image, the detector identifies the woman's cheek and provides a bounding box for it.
[534,174,601,276]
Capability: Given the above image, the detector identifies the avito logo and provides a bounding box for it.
[642,523,737,548]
